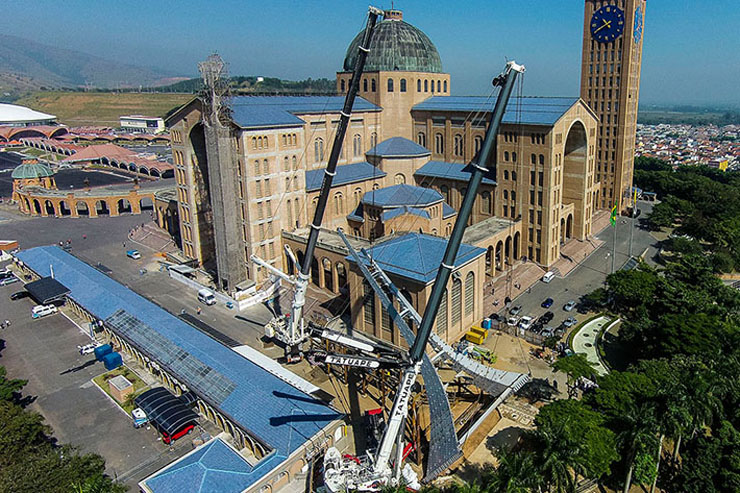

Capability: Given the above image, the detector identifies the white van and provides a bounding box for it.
[197,289,216,306]
[31,304,58,319]
[541,271,555,283]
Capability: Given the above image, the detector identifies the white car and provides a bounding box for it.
[31,304,58,319]
[518,316,535,330]
[77,343,97,355]
[507,316,520,327]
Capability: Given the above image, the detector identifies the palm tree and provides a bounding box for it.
[617,401,657,493]
[485,447,538,493]
[529,426,577,493]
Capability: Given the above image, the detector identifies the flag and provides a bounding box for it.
[610,202,618,227]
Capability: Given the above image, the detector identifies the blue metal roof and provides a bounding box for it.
[412,96,580,126]
[382,206,431,221]
[305,161,385,192]
[414,160,496,185]
[348,233,485,283]
[366,137,430,158]
[143,438,285,493]
[230,95,381,129]
[16,246,341,460]
[362,184,442,208]
[442,203,456,219]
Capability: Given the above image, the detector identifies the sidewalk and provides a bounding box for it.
[482,261,545,314]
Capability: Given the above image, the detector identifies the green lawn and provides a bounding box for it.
[92,366,150,414]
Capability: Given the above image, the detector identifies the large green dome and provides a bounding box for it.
[11,161,53,180]
[343,11,443,73]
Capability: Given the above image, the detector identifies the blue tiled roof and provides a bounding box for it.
[414,160,496,185]
[143,438,285,493]
[230,96,381,129]
[347,233,485,284]
[366,137,430,158]
[16,246,341,460]
[442,203,456,219]
[382,206,431,221]
[412,96,580,126]
[305,161,385,192]
[347,204,364,223]
[362,184,442,208]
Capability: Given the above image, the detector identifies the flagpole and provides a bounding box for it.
[610,201,617,274]
[629,188,637,258]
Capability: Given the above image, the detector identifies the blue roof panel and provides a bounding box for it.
[414,160,496,185]
[412,96,580,126]
[347,233,485,283]
[382,206,431,221]
[143,438,285,493]
[16,246,341,459]
[442,203,456,218]
[305,161,385,192]
[366,137,430,158]
[231,95,381,129]
[362,184,442,208]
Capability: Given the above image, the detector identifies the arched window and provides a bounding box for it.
[371,79,376,92]
[512,151,517,162]
[539,154,545,165]
[503,190,509,200]
[512,171,517,181]
[333,192,344,215]
[340,79,346,92]
[363,79,368,92]
[400,78,407,92]
[314,138,324,163]
[481,191,492,214]
[436,289,448,338]
[353,134,362,157]
[443,80,447,92]
[417,132,427,148]
[387,78,394,92]
[504,170,509,180]
[453,135,463,157]
[504,151,510,161]
[465,271,475,317]
[440,185,450,203]
[254,160,260,175]
[474,136,483,156]
[251,137,257,149]
[431,80,435,93]
[435,133,444,154]
[437,80,441,92]
[417,79,422,92]
[394,173,406,185]
[511,190,516,201]
[354,187,362,207]
[424,80,429,92]
[283,156,289,171]
[451,278,462,327]
[292,155,297,169]
[531,153,537,165]
[263,159,269,174]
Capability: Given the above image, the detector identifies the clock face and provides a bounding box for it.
[634,6,643,44]
[590,5,625,43]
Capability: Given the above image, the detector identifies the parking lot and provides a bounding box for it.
[0,258,206,490]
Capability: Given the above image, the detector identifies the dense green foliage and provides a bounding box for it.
[154,75,337,95]
[634,156,740,272]
[0,351,124,492]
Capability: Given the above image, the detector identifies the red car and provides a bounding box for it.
[161,423,195,444]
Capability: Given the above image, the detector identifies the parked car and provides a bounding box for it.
[31,304,57,319]
[509,305,523,316]
[541,297,554,308]
[126,250,141,260]
[541,311,554,324]
[132,408,149,429]
[563,316,578,328]
[507,316,520,327]
[518,316,535,331]
[161,423,195,444]
[9,291,29,300]
[77,343,97,355]
[542,271,555,283]
[563,300,576,311]
[0,276,19,286]
[541,326,556,337]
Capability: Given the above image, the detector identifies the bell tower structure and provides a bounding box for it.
[580,0,646,211]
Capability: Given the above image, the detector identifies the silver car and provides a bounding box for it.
[564,300,576,311]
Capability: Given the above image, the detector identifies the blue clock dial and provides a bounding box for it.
[590,5,625,43]
[634,6,643,44]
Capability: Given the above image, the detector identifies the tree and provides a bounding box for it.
[485,447,539,493]
[0,366,27,402]
[551,354,597,398]
[606,269,658,315]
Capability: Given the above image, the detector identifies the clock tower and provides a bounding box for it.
[580,0,646,211]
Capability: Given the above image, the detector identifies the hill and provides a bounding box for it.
[15,91,193,127]
[0,34,181,92]
[156,76,337,95]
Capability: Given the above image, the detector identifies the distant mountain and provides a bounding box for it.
[0,34,182,91]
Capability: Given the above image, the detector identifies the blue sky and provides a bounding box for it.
[3,0,739,105]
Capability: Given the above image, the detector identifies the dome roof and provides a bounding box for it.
[0,103,56,125]
[343,11,443,73]
[12,161,54,179]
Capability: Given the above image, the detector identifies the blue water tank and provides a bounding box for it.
[94,344,113,362]
[102,352,122,370]
[482,318,492,330]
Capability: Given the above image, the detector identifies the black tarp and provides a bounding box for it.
[24,277,70,304]
[134,387,198,436]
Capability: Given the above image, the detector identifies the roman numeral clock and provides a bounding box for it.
[590,4,625,43]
